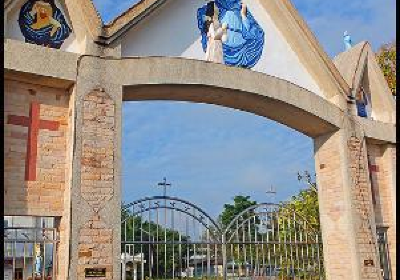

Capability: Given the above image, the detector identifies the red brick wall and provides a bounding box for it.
[77,89,116,279]
[78,215,114,280]
[4,79,73,280]
[347,136,382,280]
[80,90,115,212]
[367,144,396,279]
[315,131,355,279]
[4,79,70,216]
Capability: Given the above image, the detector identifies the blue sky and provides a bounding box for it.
[92,0,396,56]
[92,0,396,217]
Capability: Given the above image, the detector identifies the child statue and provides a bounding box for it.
[204,1,228,64]
[197,0,264,68]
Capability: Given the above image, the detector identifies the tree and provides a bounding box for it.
[278,171,319,231]
[376,41,396,98]
[276,171,322,279]
[218,195,257,229]
[281,171,320,231]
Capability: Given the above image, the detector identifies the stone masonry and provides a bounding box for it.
[80,90,115,212]
[367,143,397,278]
[4,80,70,216]
[315,130,356,280]
[4,79,72,279]
[76,89,116,278]
[314,121,387,280]
[4,37,396,280]
[78,215,114,280]
[347,135,382,280]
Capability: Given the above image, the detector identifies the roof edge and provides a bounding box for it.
[77,0,104,39]
[97,0,356,104]
[100,0,163,41]
[280,0,350,99]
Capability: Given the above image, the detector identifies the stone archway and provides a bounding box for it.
[5,42,394,280]
[66,55,388,280]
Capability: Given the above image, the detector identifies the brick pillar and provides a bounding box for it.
[68,56,122,280]
[367,143,396,279]
[383,145,397,280]
[314,122,383,280]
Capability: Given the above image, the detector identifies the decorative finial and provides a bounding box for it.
[344,31,352,51]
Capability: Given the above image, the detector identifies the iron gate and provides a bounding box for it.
[377,227,392,280]
[4,227,59,280]
[121,196,325,280]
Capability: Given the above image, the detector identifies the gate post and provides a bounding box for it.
[121,253,126,280]
[68,55,122,280]
[367,143,396,279]
[314,121,382,280]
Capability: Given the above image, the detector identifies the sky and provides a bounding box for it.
[91,0,396,217]
[93,0,396,56]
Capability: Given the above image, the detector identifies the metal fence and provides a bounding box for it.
[377,227,392,280]
[121,196,325,280]
[4,227,59,280]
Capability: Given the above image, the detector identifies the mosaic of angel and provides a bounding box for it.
[19,0,72,49]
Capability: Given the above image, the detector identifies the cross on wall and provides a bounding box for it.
[7,101,60,181]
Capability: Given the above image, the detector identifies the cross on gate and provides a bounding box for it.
[266,185,276,204]
[157,177,171,197]
[7,101,60,181]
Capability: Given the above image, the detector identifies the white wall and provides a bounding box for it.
[5,0,81,53]
[121,0,324,96]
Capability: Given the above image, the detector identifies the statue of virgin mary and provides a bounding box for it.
[197,0,264,68]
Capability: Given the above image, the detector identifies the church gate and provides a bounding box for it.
[121,196,324,280]
[4,39,396,280]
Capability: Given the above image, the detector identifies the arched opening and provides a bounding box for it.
[121,78,329,279]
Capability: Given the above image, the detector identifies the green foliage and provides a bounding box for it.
[121,173,323,279]
[275,174,322,278]
[279,186,320,232]
[376,41,396,97]
[218,195,257,229]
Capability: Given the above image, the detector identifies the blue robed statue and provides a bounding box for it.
[197,0,264,68]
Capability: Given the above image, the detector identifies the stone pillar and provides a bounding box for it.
[314,120,382,280]
[68,56,122,280]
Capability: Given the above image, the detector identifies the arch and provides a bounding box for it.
[121,197,325,279]
[222,203,325,279]
[333,41,396,123]
[121,196,222,242]
[122,196,222,233]
[223,203,321,241]
[116,57,343,138]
